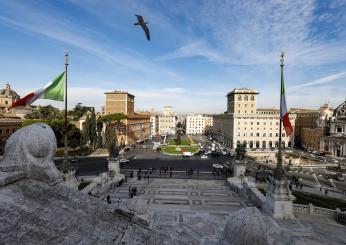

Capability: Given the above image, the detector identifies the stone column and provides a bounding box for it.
[264,177,296,219]
[108,157,120,177]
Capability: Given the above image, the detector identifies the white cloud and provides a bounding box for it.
[288,71,346,90]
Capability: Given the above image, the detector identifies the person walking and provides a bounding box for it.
[325,189,328,196]
[106,195,111,204]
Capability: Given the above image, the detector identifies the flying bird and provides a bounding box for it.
[134,14,150,41]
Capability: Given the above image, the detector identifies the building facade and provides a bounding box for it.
[150,115,158,136]
[292,104,333,148]
[103,90,150,145]
[320,100,346,158]
[158,115,176,135]
[104,91,135,115]
[0,113,22,154]
[211,88,295,149]
[186,114,213,135]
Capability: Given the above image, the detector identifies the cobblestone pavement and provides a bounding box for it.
[105,178,253,244]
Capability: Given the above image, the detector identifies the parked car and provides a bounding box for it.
[336,173,344,181]
[201,155,208,159]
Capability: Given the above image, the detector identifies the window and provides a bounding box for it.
[238,95,242,101]
[263,133,266,137]
[276,133,278,137]
[251,95,254,101]
[256,133,260,137]
[5,101,8,105]
[251,122,253,125]
[251,104,253,107]
[282,133,285,137]
[238,110,240,113]
[250,133,253,136]
[257,122,260,125]
[245,110,247,113]
[264,122,266,125]
[245,104,247,107]
[0,129,2,134]
[238,132,240,136]
[244,95,248,101]
[269,133,272,137]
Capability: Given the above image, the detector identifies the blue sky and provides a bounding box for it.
[0,0,346,114]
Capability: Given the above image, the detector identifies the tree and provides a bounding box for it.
[176,122,183,145]
[89,108,97,149]
[99,113,128,156]
[105,126,118,158]
[96,121,103,148]
[82,115,90,145]
[25,105,63,121]
[69,103,92,120]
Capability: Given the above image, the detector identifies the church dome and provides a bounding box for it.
[0,83,20,99]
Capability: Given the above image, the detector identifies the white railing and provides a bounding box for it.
[293,203,346,225]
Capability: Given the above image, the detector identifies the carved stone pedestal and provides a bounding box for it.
[264,177,295,219]
[108,158,120,177]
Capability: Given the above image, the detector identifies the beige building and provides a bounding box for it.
[157,106,177,135]
[292,104,333,148]
[158,115,176,135]
[211,88,295,149]
[320,100,346,158]
[104,91,134,115]
[301,127,328,152]
[103,90,150,145]
[186,114,213,135]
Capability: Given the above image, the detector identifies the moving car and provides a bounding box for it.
[120,159,130,163]
[212,163,223,169]
[183,151,193,157]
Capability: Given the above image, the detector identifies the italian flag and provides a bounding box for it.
[281,76,293,136]
[10,72,65,109]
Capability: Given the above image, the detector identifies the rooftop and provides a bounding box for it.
[104,90,135,97]
[227,88,259,96]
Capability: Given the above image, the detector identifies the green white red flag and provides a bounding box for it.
[10,72,65,109]
[280,76,293,136]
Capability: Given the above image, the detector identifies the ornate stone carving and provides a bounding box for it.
[0,123,62,185]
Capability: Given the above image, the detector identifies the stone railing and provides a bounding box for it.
[81,172,124,196]
[227,178,266,208]
[293,203,346,225]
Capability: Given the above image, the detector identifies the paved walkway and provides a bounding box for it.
[292,185,346,201]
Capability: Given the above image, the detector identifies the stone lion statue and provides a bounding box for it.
[0,123,62,185]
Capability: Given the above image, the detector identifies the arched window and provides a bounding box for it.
[262,141,266,149]
[238,95,242,101]
[244,95,248,101]
[251,95,255,101]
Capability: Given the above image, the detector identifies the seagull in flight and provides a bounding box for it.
[134,14,150,41]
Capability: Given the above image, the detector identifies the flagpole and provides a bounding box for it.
[64,50,69,164]
[274,51,285,179]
